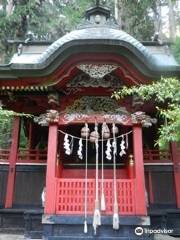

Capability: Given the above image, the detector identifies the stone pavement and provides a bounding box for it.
[154,235,180,240]
[0,234,24,240]
[0,233,179,240]
[0,234,40,240]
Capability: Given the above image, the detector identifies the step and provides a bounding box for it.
[46,237,134,240]
[43,224,153,240]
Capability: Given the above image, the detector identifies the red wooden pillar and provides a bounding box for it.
[170,142,180,208]
[5,116,21,208]
[133,124,147,215]
[44,123,58,214]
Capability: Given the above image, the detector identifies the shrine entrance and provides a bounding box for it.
[0,1,179,239]
[43,109,150,233]
[56,121,135,217]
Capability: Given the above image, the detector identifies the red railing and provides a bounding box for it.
[0,149,10,162]
[0,148,47,163]
[0,148,173,164]
[143,149,172,162]
[17,149,47,162]
[55,178,135,215]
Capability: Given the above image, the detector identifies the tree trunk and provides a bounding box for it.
[114,0,123,29]
[168,0,176,41]
[6,0,14,16]
[152,0,163,39]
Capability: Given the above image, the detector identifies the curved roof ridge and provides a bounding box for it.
[36,27,155,67]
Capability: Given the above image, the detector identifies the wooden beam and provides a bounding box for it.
[44,123,58,214]
[59,113,132,126]
[170,142,180,208]
[133,125,147,215]
[5,116,21,208]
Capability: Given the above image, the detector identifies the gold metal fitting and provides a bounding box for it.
[129,154,134,166]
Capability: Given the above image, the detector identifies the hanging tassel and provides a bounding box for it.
[101,192,106,211]
[93,124,101,234]
[84,220,88,233]
[113,202,119,230]
[84,123,88,234]
[93,200,101,230]
[112,139,117,155]
[101,122,106,211]
[112,123,119,230]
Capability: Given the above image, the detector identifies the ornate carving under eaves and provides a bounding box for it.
[48,92,59,106]
[131,111,157,127]
[62,113,88,123]
[61,88,82,96]
[34,110,59,126]
[61,113,130,125]
[64,96,130,115]
[66,73,122,89]
[78,64,118,78]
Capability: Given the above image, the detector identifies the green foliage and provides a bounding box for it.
[19,119,28,149]
[119,0,154,41]
[59,0,93,31]
[0,0,95,62]
[0,107,14,148]
[0,106,32,148]
[0,107,32,121]
[157,104,180,145]
[3,0,178,62]
[172,37,180,64]
[113,77,180,146]
[0,116,13,148]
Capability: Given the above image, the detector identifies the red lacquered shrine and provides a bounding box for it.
[0,4,180,240]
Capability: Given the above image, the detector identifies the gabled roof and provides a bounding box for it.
[0,5,179,79]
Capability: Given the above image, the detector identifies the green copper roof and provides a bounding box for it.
[0,5,179,79]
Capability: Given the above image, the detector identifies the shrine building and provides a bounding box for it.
[0,4,179,240]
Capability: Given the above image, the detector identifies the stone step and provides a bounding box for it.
[0,227,24,234]
[43,224,153,240]
[47,237,131,240]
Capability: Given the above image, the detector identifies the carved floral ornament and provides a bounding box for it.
[34,109,156,128]
[66,73,122,89]
[34,110,59,126]
[77,64,118,78]
[131,111,157,127]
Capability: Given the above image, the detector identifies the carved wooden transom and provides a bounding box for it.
[77,64,118,78]
[66,72,122,88]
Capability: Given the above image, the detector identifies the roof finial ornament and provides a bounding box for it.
[96,0,100,6]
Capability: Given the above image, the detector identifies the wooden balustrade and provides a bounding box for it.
[0,149,10,162]
[0,148,174,164]
[0,148,47,163]
[143,149,172,162]
[17,149,47,162]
